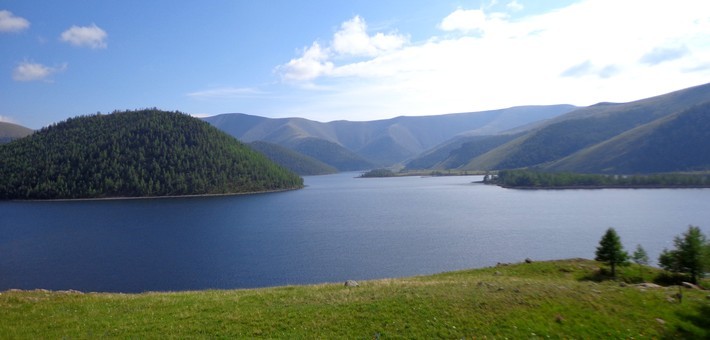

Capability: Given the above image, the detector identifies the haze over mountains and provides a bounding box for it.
[203,105,577,171]
[4,82,710,175]
[204,82,710,175]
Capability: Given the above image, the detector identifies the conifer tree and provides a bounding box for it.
[632,244,649,278]
[595,227,629,277]
[658,225,708,284]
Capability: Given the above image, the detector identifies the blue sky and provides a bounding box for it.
[2,0,709,129]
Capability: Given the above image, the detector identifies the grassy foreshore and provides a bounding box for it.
[1,259,708,338]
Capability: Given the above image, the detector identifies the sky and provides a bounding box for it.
[2,0,710,129]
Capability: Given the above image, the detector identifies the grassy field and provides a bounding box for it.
[1,259,708,338]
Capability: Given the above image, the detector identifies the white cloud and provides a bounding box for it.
[276,42,334,82]
[12,61,67,82]
[506,0,524,11]
[269,0,710,121]
[276,16,407,83]
[332,15,407,57]
[0,10,29,33]
[60,24,107,49]
[438,9,488,34]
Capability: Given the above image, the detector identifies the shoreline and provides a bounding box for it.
[490,183,710,190]
[11,185,304,202]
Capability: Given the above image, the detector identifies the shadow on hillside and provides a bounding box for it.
[665,304,710,339]
[578,268,644,284]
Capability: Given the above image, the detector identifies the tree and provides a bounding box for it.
[595,227,629,277]
[658,225,708,284]
[632,244,649,278]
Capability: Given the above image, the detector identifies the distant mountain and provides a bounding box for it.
[248,141,337,175]
[0,122,33,143]
[289,137,375,171]
[459,82,710,173]
[405,133,523,170]
[542,102,710,173]
[203,105,575,168]
[0,109,303,200]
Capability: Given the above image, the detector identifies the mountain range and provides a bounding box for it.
[204,82,710,174]
[202,105,576,171]
[455,82,710,173]
[5,82,710,175]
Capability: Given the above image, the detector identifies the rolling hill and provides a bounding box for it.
[203,105,576,169]
[248,141,337,175]
[405,133,523,170]
[0,109,303,200]
[0,121,33,143]
[457,82,710,173]
[542,102,710,173]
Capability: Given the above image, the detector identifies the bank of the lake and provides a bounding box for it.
[487,169,710,189]
[1,259,708,338]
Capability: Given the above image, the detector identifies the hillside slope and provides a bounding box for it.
[405,133,523,170]
[1,259,707,338]
[248,141,337,175]
[0,109,303,199]
[289,137,375,171]
[543,102,710,173]
[0,121,33,143]
[462,82,710,172]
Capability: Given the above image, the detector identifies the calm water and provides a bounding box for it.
[1,172,709,293]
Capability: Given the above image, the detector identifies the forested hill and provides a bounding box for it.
[0,109,303,200]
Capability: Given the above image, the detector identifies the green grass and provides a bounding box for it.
[1,259,708,338]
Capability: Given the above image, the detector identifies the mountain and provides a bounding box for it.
[0,122,33,143]
[0,109,303,200]
[459,82,710,173]
[203,105,576,168]
[542,102,710,173]
[288,137,374,171]
[404,133,523,170]
[248,141,337,175]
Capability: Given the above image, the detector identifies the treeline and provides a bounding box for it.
[0,109,303,199]
[359,168,396,178]
[486,169,710,188]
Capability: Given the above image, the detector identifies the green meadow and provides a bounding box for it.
[1,259,708,338]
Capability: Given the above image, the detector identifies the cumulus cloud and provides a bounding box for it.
[12,61,67,82]
[276,16,407,82]
[276,42,334,82]
[60,24,107,49]
[332,16,407,57]
[0,10,29,33]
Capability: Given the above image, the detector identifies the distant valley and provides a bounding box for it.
[202,105,576,172]
[203,82,710,175]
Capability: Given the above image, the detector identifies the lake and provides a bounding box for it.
[1,172,709,293]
